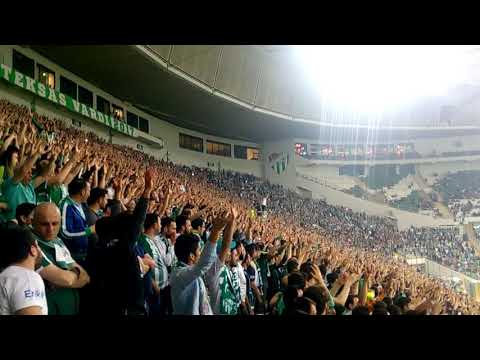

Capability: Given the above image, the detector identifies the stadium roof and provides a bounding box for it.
[30,45,480,143]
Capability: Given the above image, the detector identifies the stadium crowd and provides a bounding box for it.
[434,170,480,204]
[0,99,479,316]
[393,227,480,278]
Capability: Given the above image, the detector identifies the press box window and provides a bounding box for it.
[207,140,231,157]
[127,112,139,128]
[179,133,203,153]
[96,96,110,115]
[78,86,93,108]
[139,117,149,133]
[60,76,77,100]
[234,145,259,160]
[234,145,248,159]
[12,49,34,78]
[37,64,55,89]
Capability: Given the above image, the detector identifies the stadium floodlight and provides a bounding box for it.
[293,45,477,114]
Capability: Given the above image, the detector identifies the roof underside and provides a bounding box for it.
[29,45,480,143]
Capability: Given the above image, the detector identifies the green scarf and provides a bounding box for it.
[35,234,75,270]
[219,266,241,315]
[31,97,55,142]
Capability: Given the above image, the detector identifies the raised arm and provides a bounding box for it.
[246,217,253,242]
[173,214,229,290]
[104,162,114,188]
[12,141,45,184]
[64,160,85,186]
[127,168,154,246]
[98,163,107,189]
[297,243,309,265]
[190,205,208,222]
[218,207,237,263]
[283,243,293,266]
[33,157,56,189]
[48,145,81,185]
[0,132,16,156]
[334,274,360,306]
[359,272,370,307]
[111,178,125,215]
[92,161,99,188]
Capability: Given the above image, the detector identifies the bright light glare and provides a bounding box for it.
[293,45,476,114]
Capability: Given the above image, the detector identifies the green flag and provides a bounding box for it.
[30,97,44,133]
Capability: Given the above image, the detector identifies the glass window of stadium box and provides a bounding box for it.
[234,145,248,159]
[78,86,93,108]
[60,76,77,100]
[207,140,231,157]
[96,96,110,115]
[111,103,124,121]
[127,111,139,128]
[12,49,34,78]
[234,145,259,160]
[247,147,259,160]
[179,133,204,153]
[139,117,149,133]
[295,143,307,156]
[37,64,55,89]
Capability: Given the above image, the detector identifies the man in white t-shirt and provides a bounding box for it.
[0,226,47,315]
[261,197,267,208]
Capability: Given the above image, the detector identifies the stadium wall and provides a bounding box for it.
[0,45,264,178]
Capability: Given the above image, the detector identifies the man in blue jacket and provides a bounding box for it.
[170,211,230,315]
[59,178,94,266]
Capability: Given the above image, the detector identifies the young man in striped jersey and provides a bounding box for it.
[138,213,166,316]
[205,208,244,315]
[155,216,177,315]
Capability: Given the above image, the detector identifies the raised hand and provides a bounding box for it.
[311,263,326,287]
[227,206,238,223]
[212,210,230,231]
[144,167,155,190]
[33,140,48,156]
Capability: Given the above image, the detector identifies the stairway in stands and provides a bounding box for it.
[352,177,388,204]
[413,165,452,219]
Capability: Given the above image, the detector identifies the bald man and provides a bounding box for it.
[33,203,90,315]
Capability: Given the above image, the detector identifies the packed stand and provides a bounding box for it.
[0,99,479,316]
[434,170,480,204]
[393,227,480,279]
